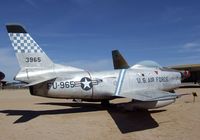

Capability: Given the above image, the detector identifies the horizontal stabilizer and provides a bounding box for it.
[24,77,57,87]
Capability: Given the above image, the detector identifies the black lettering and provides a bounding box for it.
[38,57,41,62]
[47,83,52,89]
[70,81,75,88]
[25,57,29,62]
[60,82,65,88]
[136,78,141,83]
[34,57,37,62]
[156,77,159,82]
[47,81,79,89]
[52,82,57,89]
[65,81,70,88]
[30,57,33,62]
[25,57,42,63]
[142,78,146,83]
[148,77,154,83]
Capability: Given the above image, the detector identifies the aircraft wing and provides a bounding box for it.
[118,90,178,101]
[169,64,200,71]
[112,50,130,69]
[169,64,200,84]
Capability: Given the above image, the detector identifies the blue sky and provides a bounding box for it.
[1,0,200,81]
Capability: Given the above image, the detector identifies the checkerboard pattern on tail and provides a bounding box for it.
[8,33,43,53]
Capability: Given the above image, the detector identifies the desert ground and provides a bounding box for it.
[0,88,199,140]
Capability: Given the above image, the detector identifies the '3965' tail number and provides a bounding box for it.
[25,57,41,63]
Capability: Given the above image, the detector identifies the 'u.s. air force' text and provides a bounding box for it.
[136,77,168,84]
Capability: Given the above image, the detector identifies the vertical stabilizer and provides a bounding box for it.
[112,50,130,69]
[6,24,54,69]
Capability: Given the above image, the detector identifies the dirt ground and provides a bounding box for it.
[0,88,199,140]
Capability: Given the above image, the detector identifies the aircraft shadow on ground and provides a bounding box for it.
[0,103,103,124]
[0,102,166,133]
[107,108,164,133]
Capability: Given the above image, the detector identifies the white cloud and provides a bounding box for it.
[183,42,200,49]
[179,42,200,52]
[61,59,113,71]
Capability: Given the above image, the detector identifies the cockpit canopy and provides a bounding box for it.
[131,60,162,69]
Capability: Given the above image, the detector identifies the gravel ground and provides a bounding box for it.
[0,88,199,140]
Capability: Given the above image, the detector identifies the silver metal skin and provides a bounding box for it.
[6,24,186,109]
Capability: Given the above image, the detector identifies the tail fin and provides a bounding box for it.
[112,50,130,69]
[6,24,54,69]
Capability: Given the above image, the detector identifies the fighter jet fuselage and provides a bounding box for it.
[6,24,190,109]
[16,64,181,102]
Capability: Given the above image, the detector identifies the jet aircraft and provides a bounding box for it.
[170,64,200,84]
[0,71,5,81]
[0,71,6,89]
[6,24,192,109]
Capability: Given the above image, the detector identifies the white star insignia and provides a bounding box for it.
[82,78,91,89]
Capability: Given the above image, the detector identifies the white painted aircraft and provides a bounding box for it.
[6,24,192,109]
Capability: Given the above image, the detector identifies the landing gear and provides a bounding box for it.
[101,100,110,107]
[169,90,175,93]
[72,99,82,103]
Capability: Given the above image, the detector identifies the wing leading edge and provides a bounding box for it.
[117,90,178,101]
